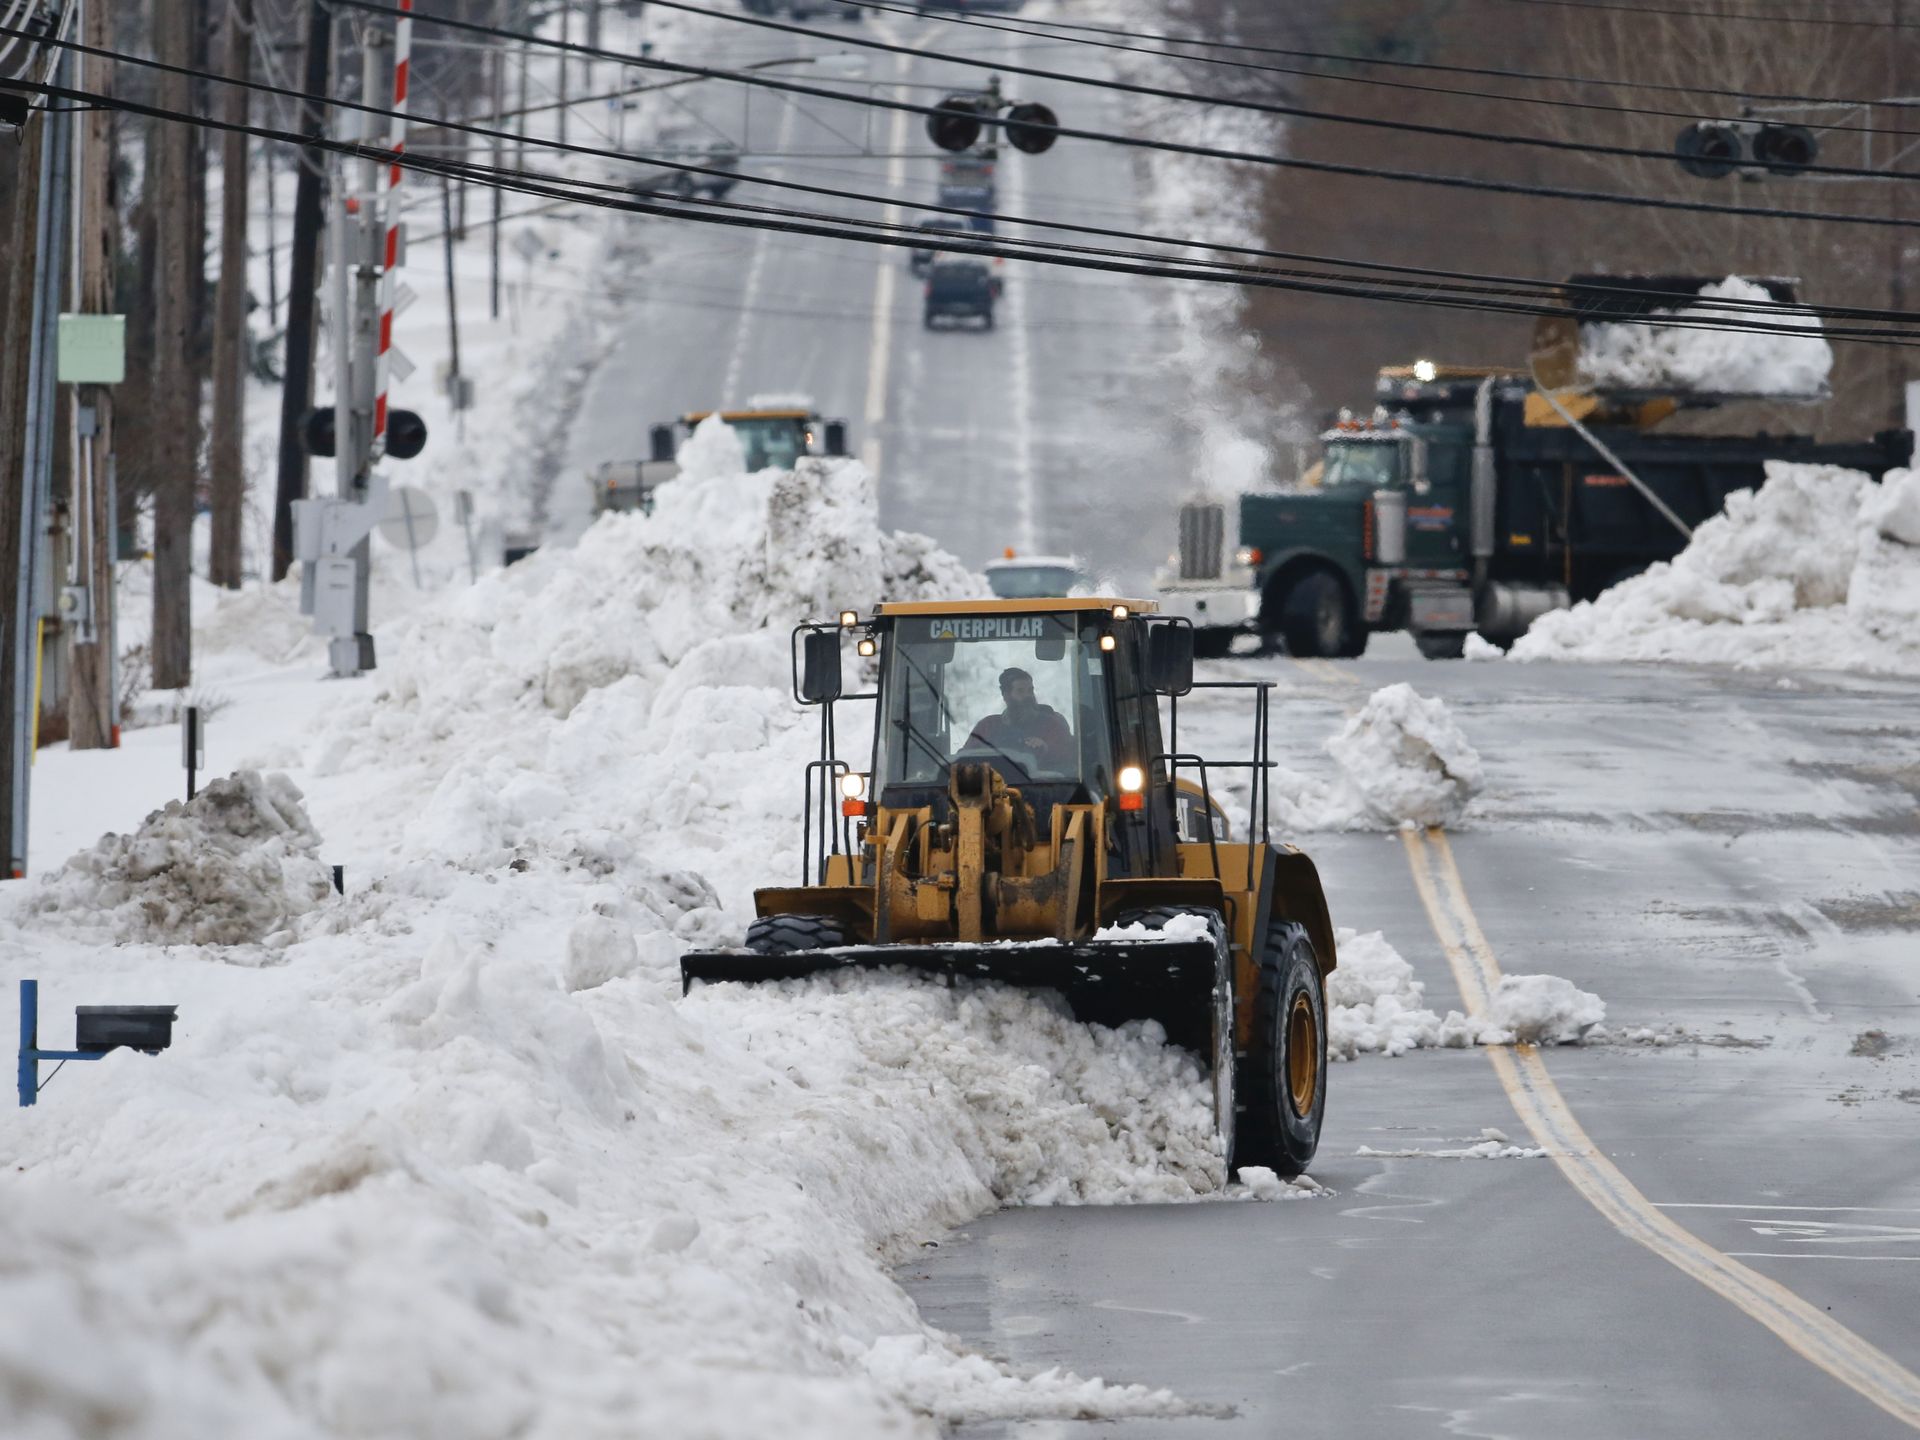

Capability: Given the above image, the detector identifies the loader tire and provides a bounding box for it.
[1109,905,1236,1171]
[1236,921,1326,1178]
[744,913,849,955]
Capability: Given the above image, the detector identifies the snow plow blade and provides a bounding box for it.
[681,937,1224,1049]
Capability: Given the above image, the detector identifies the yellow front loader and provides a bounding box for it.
[682,598,1339,1174]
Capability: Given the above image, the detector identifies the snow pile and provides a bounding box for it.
[1576,276,1832,397]
[1327,928,1605,1059]
[27,770,333,946]
[1271,685,1485,831]
[1,457,1246,1437]
[1473,973,1608,1045]
[1358,1128,1549,1160]
[1513,463,1920,676]
[1236,1167,1329,1201]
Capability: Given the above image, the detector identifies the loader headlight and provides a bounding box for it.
[1111,603,1130,620]
[840,772,867,800]
[838,609,859,628]
[1099,633,1116,652]
[856,636,876,657]
[1117,764,1145,812]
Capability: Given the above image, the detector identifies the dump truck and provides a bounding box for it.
[1163,278,1914,658]
[595,402,852,515]
[682,597,1340,1174]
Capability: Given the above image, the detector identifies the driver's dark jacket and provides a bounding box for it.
[964,705,1073,766]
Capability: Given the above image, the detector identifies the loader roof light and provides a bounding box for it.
[1413,359,1438,383]
[1003,546,1017,559]
[838,610,859,628]
[1111,603,1131,619]
[1098,633,1116,652]
[856,637,877,657]
[840,772,867,799]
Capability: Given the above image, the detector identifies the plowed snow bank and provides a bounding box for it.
[1274,685,1485,830]
[1514,462,1920,676]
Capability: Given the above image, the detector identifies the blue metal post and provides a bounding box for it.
[18,979,38,1108]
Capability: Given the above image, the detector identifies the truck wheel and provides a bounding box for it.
[1279,571,1354,658]
[1192,628,1235,660]
[744,914,848,954]
[1109,906,1236,1170]
[1236,920,1326,1178]
[1415,632,1468,660]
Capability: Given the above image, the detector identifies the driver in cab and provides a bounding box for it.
[965,667,1072,770]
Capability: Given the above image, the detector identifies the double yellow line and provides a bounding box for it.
[1403,826,1920,1430]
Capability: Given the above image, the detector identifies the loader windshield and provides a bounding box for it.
[878,613,1114,793]
[729,416,809,472]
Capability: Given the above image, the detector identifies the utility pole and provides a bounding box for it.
[209,0,253,589]
[1,109,45,877]
[151,0,196,689]
[68,0,120,752]
[490,0,504,319]
[272,0,333,582]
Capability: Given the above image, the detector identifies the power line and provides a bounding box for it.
[23,70,1920,350]
[847,0,1920,114]
[341,0,1920,184]
[310,2,1920,230]
[20,19,1920,330]
[1474,0,1911,28]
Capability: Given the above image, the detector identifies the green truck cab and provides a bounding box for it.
[1223,365,1911,659]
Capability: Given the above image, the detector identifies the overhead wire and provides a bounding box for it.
[841,0,1920,113]
[340,0,1920,185]
[16,15,1920,331]
[19,66,1920,351]
[311,2,1920,233]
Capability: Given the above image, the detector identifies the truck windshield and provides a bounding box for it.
[729,417,808,472]
[1321,440,1400,490]
[877,613,1114,793]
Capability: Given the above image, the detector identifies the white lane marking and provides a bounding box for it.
[1656,1203,1920,1214]
[1728,1253,1920,1263]
[861,37,912,477]
[720,92,798,403]
[1003,146,1037,553]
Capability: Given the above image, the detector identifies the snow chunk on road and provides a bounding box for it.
[1514,462,1920,676]
[1576,276,1832,398]
[1275,685,1484,831]
[27,770,333,945]
[1325,683,1484,828]
[1474,973,1607,1045]
[1327,928,1604,1058]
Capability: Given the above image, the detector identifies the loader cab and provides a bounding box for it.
[867,600,1177,867]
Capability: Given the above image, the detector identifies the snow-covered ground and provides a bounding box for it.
[1514,461,1920,676]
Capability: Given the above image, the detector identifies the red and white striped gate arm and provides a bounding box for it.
[372,0,414,450]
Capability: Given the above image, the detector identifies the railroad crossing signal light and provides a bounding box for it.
[1003,102,1059,155]
[300,406,428,459]
[927,97,983,152]
[1674,120,1819,179]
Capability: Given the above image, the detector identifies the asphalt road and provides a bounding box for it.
[552,7,1193,581]
[540,9,1920,1432]
[904,651,1920,1437]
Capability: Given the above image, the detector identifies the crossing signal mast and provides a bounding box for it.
[925,77,1060,156]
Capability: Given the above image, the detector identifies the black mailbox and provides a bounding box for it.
[75,1005,178,1055]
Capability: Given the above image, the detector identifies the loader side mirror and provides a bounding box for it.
[823,420,849,457]
[800,630,843,703]
[1148,625,1193,695]
[649,423,676,463]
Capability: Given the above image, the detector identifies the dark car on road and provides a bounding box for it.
[924,259,998,330]
[909,217,976,276]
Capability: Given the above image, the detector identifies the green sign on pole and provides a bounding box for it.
[56,313,126,385]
